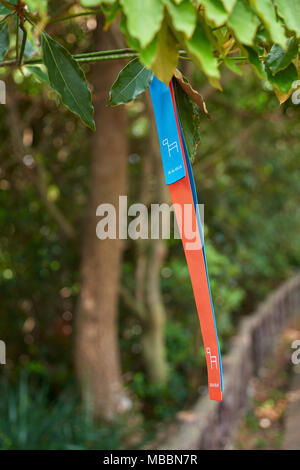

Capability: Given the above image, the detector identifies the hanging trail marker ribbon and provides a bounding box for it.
[150,76,223,401]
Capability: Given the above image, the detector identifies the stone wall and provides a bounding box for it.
[160,274,300,450]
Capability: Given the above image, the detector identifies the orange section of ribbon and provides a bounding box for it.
[168,82,222,401]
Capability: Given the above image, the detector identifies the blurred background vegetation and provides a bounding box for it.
[0,2,300,450]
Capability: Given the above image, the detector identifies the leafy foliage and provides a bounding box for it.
[266,38,298,75]
[101,0,300,92]
[227,0,260,46]
[0,22,8,61]
[185,23,220,81]
[41,33,95,130]
[0,0,299,126]
[119,0,164,48]
[164,0,197,39]
[109,57,153,106]
[172,75,201,161]
[0,3,14,15]
[274,0,300,38]
[250,0,286,47]
[0,374,123,450]
[150,21,179,84]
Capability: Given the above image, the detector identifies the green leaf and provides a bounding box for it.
[163,0,196,39]
[266,38,298,75]
[220,0,236,12]
[0,5,12,15]
[266,62,298,93]
[150,22,179,84]
[26,65,50,85]
[224,57,243,75]
[201,0,228,27]
[274,0,300,37]
[255,28,269,47]
[26,65,61,103]
[120,0,164,48]
[244,46,267,79]
[228,0,260,46]
[26,0,47,15]
[41,33,95,130]
[173,77,201,161]
[109,58,153,106]
[102,2,121,30]
[0,22,9,61]
[119,13,141,50]
[139,37,158,69]
[249,0,286,47]
[185,23,220,80]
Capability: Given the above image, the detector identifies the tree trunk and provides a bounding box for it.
[136,96,169,385]
[75,21,129,420]
[141,237,168,384]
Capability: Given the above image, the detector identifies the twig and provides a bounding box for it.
[0,48,265,68]
[0,50,139,67]
[48,9,103,24]
[18,26,27,66]
[15,14,19,62]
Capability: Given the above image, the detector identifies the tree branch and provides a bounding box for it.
[0,51,139,68]
[119,285,146,321]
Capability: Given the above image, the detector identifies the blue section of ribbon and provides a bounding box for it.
[149,77,186,185]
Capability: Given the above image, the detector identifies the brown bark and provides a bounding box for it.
[75,21,129,420]
[141,236,168,384]
[141,97,168,385]
[134,96,169,385]
[120,96,169,385]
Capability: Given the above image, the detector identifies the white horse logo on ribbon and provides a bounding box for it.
[162,138,179,158]
[206,347,218,370]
